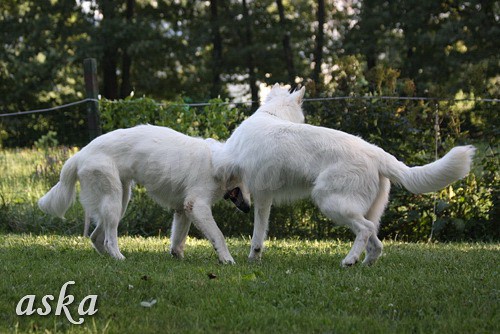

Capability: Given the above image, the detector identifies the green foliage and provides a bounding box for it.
[0,0,497,243]
[1,86,498,242]
[0,125,7,148]
[346,0,500,96]
[1,0,498,117]
[33,130,59,149]
[0,147,78,234]
[432,145,499,241]
[100,97,244,140]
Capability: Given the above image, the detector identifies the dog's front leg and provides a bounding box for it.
[186,201,235,264]
[249,196,272,262]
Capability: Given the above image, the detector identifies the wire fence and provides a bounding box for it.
[1,95,498,117]
[0,94,497,240]
[0,99,98,118]
[1,93,497,148]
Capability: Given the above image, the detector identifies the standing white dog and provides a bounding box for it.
[214,84,475,266]
[38,125,250,263]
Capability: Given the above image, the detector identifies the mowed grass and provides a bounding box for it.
[0,234,498,334]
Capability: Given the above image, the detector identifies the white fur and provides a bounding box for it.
[214,84,475,267]
[38,125,249,263]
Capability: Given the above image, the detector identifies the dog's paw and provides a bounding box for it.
[170,249,184,259]
[341,257,358,268]
[111,252,126,260]
[248,247,263,262]
[219,257,236,265]
[362,255,379,266]
[109,249,126,260]
[104,243,126,260]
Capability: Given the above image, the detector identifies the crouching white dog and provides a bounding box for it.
[214,84,475,267]
[38,125,250,263]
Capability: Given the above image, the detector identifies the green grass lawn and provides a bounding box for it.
[0,234,498,333]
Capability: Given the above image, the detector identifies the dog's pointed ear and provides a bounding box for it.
[291,86,305,104]
[266,83,282,103]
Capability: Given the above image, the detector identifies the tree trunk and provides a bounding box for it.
[210,0,223,98]
[242,0,259,111]
[120,0,134,99]
[102,50,118,99]
[312,0,325,87]
[276,0,296,89]
[100,0,119,99]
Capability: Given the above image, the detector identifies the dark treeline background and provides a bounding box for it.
[1,0,498,111]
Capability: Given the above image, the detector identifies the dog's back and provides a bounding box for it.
[77,125,216,209]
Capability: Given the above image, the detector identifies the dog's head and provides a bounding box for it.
[223,173,251,213]
[224,186,251,213]
[259,84,306,124]
[208,139,251,213]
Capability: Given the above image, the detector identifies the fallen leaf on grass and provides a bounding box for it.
[140,299,157,308]
[242,273,257,281]
[207,273,217,279]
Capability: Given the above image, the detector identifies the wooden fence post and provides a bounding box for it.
[83,58,102,141]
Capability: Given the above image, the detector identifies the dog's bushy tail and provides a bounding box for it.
[38,154,79,218]
[379,145,475,194]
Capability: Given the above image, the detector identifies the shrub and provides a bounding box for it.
[100,97,245,140]
[1,93,497,242]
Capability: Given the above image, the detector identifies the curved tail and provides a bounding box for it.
[38,154,79,218]
[379,145,476,194]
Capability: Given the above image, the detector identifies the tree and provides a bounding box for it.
[99,0,120,99]
[120,0,134,98]
[0,0,87,111]
[242,0,259,110]
[312,0,325,87]
[346,0,500,96]
[209,0,223,98]
[0,0,90,146]
[276,0,296,88]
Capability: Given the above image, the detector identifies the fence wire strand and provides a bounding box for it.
[1,96,498,117]
[0,98,98,118]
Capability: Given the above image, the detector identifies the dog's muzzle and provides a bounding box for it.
[224,187,250,213]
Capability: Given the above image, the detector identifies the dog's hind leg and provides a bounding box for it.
[100,194,125,260]
[170,211,192,259]
[90,222,106,254]
[80,166,125,260]
[249,196,272,262]
[338,216,376,267]
[120,180,133,219]
[342,218,375,267]
[185,200,234,264]
[121,180,134,218]
[314,192,376,267]
[83,212,91,237]
[363,176,390,266]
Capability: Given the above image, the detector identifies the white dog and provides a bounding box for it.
[214,84,475,267]
[38,125,250,263]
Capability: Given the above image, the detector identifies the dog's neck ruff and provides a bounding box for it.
[259,108,279,118]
